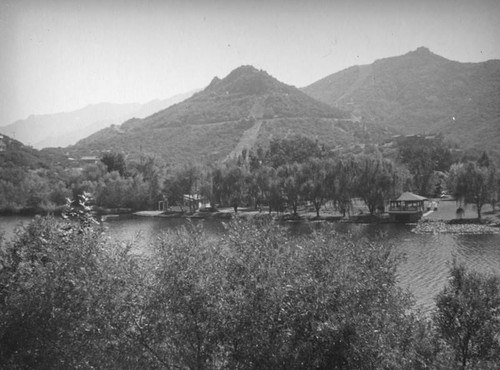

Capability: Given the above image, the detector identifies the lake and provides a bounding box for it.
[2,213,500,314]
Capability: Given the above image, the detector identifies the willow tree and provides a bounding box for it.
[333,156,358,217]
[301,158,332,217]
[278,163,305,216]
[446,161,496,219]
[355,155,405,215]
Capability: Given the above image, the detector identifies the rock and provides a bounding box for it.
[412,220,499,234]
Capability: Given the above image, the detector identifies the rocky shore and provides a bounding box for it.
[412,219,500,234]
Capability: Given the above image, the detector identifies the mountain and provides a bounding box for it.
[72,66,379,165]
[302,47,500,159]
[0,91,196,149]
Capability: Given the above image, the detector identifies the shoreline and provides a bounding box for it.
[5,203,499,234]
[134,209,395,224]
[133,206,500,234]
[412,218,500,234]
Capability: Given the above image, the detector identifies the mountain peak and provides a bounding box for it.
[224,65,268,81]
[414,46,431,54]
[403,46,447,62]
[205,65,289,96]
[207,76,222,89]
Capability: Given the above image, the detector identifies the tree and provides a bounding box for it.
[163,165,201,212]
[355,155,405,215]
[95,171,133,208]
[333,156,358,217]
[223,165,247,213]
[301,158,330,217]
[447,161,496,219]
[434,263,500,369]
[278,163,304,216]
[100,151,126,176]
[81,161,107,182]
[477,151,491,168]
[130,154,165,208]
[265,136,324,168]
[210,162,248,212]
[398,135,452,196]
[264,167,285,214]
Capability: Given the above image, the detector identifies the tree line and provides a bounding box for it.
[1,135,498,219]
[188,142,410,217]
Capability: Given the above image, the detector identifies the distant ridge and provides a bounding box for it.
[0,90,197,149]
[302,47,500,159]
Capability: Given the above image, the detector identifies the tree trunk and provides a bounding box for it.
[314,198,322,218]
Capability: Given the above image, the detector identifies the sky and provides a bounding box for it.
[1,0,499,125]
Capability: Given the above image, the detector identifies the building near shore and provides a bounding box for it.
[388,192,427,222]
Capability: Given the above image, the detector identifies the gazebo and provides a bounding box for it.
[388,192,427,222]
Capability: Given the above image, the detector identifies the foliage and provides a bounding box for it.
[141,219,426,369]
[446,160,497,219]
[100,151,126,176]
[163,164,202,211]
[3,206,500,368]
[434,263,500,369]
[301,158,332,217]
[0,196,150,368]
[397,135,452,196]
[277,162,304,215]
[265,136,325,168]
[356,154,407,215]
[201,137,409,218]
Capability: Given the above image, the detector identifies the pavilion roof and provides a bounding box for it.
[395,192,427,201]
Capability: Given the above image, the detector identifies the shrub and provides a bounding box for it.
[434,262,500,369]
[0,197,150,368]
[142,219,427,369]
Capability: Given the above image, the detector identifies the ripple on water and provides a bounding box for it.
[395,232,457,313]
[454,234,500,276]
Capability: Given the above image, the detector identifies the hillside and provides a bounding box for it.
[0,134,62,169]
[0,91,196,149]
[72,66,380,165]
[302,47,500,160]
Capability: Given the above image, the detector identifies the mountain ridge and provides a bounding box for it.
[302,47,500,159]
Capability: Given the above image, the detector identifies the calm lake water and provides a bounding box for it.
[2,214,500,314]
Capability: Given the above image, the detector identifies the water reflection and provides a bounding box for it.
[102,215,227,253]
[0,216,32,241]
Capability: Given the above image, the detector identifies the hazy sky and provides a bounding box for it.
[1,0,499,125]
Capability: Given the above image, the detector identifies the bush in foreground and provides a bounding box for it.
[2,208,499,369]
[434,263,500,369]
